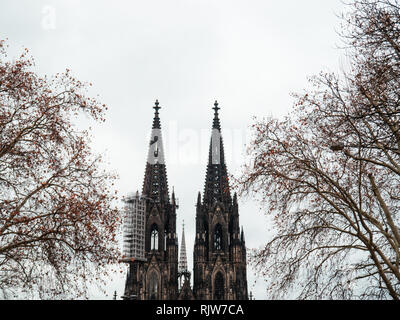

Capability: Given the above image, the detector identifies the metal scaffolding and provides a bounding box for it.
[122,191,146,262]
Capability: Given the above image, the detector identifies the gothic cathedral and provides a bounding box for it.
[123,100,248,300]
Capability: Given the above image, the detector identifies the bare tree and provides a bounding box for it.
[0,40,121,299]
[234,0,400,299]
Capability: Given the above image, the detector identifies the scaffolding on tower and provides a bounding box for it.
[121,191,147,263]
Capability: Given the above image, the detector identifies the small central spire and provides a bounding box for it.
[179,220,188,274]
[152,99,161,129]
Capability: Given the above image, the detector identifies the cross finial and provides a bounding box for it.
[212,100,221,130]
[154,99,161,113]
[152,100,161,129]
[213,100,220,114]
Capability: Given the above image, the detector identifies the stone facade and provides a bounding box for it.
[123,101,248,300]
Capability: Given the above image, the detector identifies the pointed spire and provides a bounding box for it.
[179,220,188,273]
[146,99,166,165]
[142,100,169,202]
[203,101,231,206]
[152,99,161,129]
[210,101,223,165]
[212,100,221,131]
[197,191,201,205]
[241,226,245,243]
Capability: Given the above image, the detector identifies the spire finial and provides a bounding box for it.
[154,99,161,112]
[213,100,220,114]
[152,99,161,129]
[182,219,185,230]
[212,100,221,130]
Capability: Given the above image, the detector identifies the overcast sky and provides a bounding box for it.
[1,0,347,299]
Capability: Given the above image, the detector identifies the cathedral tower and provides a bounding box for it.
[193,101,248,300]
[123,100,179,300]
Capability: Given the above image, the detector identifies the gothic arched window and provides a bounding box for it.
[149,271,159,300]
[214,272,224,300]
[151,224,158,250]
[214,224,223,251]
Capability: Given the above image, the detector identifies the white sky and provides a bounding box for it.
[0,0,346,300]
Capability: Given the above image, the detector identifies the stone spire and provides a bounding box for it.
[124,99,179,301]
[142,100,169,203]
[203,101,231,206]
[146,100,165,165]
[193,101,248,300]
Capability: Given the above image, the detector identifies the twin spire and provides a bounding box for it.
[148,99,229,206]
[151,99,221,130]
